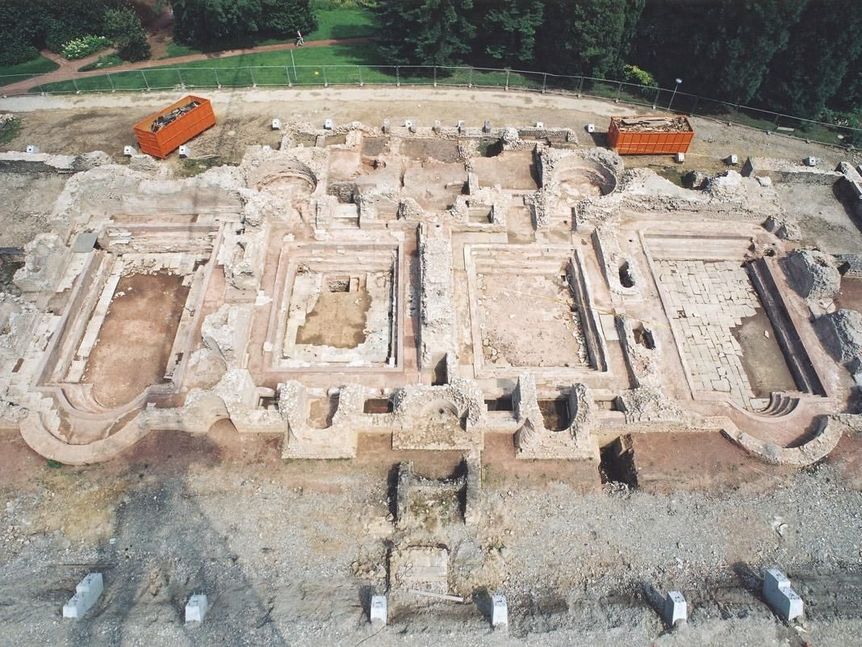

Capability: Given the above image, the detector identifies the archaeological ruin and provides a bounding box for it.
[1,118,861,481]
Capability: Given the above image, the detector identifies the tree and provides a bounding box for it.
[375,0,476,66]
[535,0,645,78]
[757,0,862,118]
[470,0,543,65]
[103,6,151,62]
[259,0,317,38]
[0,0,44,65]
[633,0,806,105]
[171,0,262,47]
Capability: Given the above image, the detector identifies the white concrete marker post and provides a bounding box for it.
[369,594,387,626]
[62,573,103,619]
[271,118,282,131]
[185,594,209,623]
[178,145,190,159]
[25,145,39,154]
[323,119,334,130]
[675,152,685,163]
[586,123,596,133]
[763,568,804,622]
[663,591,687,627]
[491,594,508,629]
[123,145,136,157]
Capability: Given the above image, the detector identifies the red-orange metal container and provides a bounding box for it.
[607,115,694,155]
[133,95,216,159]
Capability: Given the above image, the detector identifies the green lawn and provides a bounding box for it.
[306,8,377,40]
[79,54,124,72]
[0,55,59,86]
[35,42,537,93]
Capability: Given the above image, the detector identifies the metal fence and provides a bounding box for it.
[2,64,861,149]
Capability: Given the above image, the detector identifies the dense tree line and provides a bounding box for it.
[0,0,150,65]
[170,0,317,49]
[375,0,862,120]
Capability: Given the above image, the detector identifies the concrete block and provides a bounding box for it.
[491,594,508,628]
[185,594,208,623]
[763,567,804,622]
[586,123,595,133]
[433,120,442,133]
[123,145,136,157]
[675,152,685,163]
[369,594,387,626]
[535,121,544,129]
[178,145,190,159]
[323,119,334,130]
[403,119,414,130]
[726,154,739,165]
[483,120,491,133]
[804,155,818,167]
[62,573,103,619]
[271,118,282,131]
[663,591,687,626]
[457,120,465,134]
[25,145,39,154]
[382,119,391,134]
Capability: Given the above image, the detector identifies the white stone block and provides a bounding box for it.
[483,120,491,133]
[185,593,208,623]
[491,594,508,628]
[382,119,390,133]
[178,145,190,159]
[586,123,595,133]
[403,119,414,130]
[535,121,544,129]
[663,591,687,626]
[323,118,334,130]
[123,145,136,157]
[369,594,387,625]
[271,118,282,131]
[763,567,804,622]
[804,155,818,167]
[675,152,685,163]
[62,573,103,619]
[25,144,39,154]
[726,154,739,165]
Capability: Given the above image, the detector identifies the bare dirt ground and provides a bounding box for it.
[478,272,586,368]
[1,424,861,645]
[84,273,189,408]
[295,283,370,348]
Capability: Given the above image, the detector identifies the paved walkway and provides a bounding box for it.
[1,38,372,96]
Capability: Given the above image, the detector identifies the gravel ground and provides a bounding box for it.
[1,425,860,646]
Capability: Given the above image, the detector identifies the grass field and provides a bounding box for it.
[0,56,60,86]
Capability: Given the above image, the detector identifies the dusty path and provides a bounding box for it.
[1,38,372,96]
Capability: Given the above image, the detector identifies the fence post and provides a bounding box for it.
[505,68,510,91]
[576,76,583,97]
[433,66,437,87]
[107,73,115,92]
[357,65,363,87]
[140,70,150,91]
[690,96,699,115]
[250,67,257,87]
[73,78,80,94]
[283,66,291,87]
[615,81,622,102]
[469,67,473,88]
[396,66,400,87]
[177,69,185,89]
[215,68,222,89]
[541,73,547,94]
[323,66,328,87]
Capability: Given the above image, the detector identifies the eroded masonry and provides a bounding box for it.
[1,121,861,475]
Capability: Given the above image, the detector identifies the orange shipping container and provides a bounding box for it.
[133,95,216,159]
[607,115,694,155]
